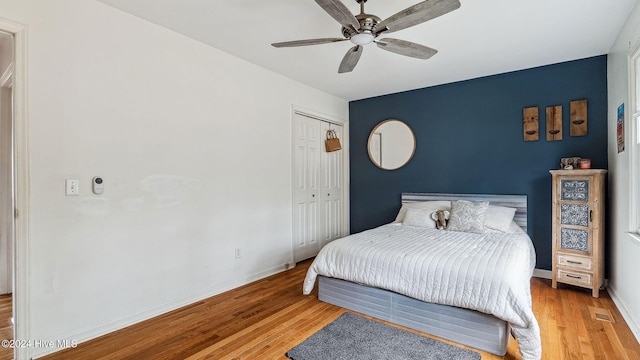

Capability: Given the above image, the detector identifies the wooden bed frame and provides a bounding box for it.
[317,193,528,356]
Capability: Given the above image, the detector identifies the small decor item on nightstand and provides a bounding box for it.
[560,157,581,170]
[579,159,591,169]
[325,129,342,152]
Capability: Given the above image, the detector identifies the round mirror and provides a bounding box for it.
[367,119,416,170]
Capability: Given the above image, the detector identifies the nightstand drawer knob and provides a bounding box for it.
[567,274,582,279]
[567,260,582,265]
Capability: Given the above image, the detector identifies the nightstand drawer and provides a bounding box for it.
[557,254,592,271]
[557,269,592,287]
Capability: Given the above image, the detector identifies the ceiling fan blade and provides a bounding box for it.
[315,0,360,31]
[272,38,347,48]
[376,38,437,59]
[338,45,363,73]
[374,0,461,34]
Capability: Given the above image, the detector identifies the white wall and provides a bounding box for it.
[607,0,640,342]
[0,0,348,357]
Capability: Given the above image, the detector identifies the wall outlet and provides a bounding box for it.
[234,248,241,259]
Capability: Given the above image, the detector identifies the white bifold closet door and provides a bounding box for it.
[293,113,343,262]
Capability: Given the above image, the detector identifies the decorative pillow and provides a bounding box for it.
[402,208,435,228]
[484,205,517,232]
[394,201,451,223]
[446,200,489,233]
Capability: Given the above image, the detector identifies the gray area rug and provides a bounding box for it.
[286,312,481,360]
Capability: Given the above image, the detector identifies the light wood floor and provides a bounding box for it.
[0,294,12,360]
[41,259,640,360]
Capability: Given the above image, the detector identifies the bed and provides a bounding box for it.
[303,193,541,360]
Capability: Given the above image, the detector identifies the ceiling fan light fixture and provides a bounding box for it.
[350,33,375,45]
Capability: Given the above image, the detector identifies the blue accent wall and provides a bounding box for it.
[349,55,608,270]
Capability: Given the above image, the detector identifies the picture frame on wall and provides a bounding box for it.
[618,103,625,153]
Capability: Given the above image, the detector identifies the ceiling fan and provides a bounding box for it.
[271,0,461,73]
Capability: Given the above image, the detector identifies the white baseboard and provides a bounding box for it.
[32,263,290,359]
[607,285,640,344]
[533,268,552,279]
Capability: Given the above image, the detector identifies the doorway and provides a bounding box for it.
[0,17,28,360]
[0,29,14,360]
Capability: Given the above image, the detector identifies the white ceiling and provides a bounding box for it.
[97,0,637,101]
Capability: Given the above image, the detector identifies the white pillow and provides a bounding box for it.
[402,208,436,228]
[484,205,517,232]
[447,200,489,233]
[506,221,526,234]
[395,201,451,223]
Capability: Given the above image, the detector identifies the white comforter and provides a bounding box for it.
[303,223,541,360]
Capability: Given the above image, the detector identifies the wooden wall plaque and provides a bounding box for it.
[523,106,539,141]
[570,99,588,136]
[546,105,563,141]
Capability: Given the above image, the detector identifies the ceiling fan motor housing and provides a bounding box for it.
[356,13,380,33]
[342,13,381,40]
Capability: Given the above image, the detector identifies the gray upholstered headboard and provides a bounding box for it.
[401,193,528,232]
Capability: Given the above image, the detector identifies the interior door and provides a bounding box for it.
[293,113,321,262]
[293,113,345,262]
[320,122,343,247]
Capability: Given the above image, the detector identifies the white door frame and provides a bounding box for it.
[0,17,30,360]
[290,105,349,265]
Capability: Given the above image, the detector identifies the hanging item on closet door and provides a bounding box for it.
[325,129,342,152]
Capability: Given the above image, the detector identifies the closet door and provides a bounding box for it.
[293,113,344,262]
[293,113,321,262]
[320,121,343,247]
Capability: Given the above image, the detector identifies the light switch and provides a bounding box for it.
[65,179,79,196]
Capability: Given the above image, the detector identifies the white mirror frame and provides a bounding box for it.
[367,119,416,170]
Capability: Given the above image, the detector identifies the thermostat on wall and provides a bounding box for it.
[92,177,104,194]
